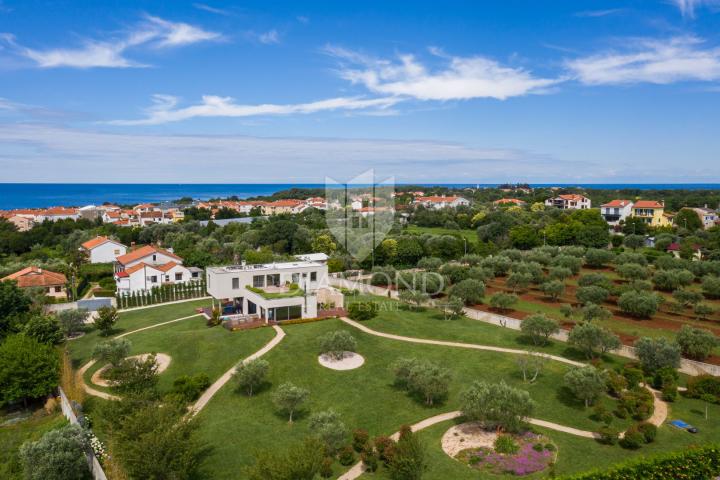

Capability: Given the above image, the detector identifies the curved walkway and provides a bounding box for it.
[340,317,585,368]
[188,325,285,417]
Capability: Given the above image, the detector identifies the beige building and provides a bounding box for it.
[1,266,68,300]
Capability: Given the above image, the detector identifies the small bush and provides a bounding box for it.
[597,426,618,445]
[171,373,211,402]
[320,457,333,478]
[494,434,520,454]
[353,429,369,453]
[636,422,657,443]
[347,301,379,321]
[619,427,644,450]
[338,445,356,466]
[361,449,379,472]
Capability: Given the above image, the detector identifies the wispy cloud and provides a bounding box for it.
[0,15,221,68]
[574,9,625,18]
[258,29,280,45]
[324,45,560,101]
[0,124,579,183]
[565,36,720,85]
[193,3,230,16]
[106,94,401,125]
[671,0,720,18]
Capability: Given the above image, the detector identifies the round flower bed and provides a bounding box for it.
[454,429,556,476]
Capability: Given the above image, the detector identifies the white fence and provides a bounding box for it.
[331,277,720,377]
[57,387,108,480]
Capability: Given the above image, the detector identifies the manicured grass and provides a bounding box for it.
[81,319,276,393]
[0,411,67,480]
[68,298,211,368]
[195,319,630,479]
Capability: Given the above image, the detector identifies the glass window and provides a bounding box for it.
[310,272,317,282]
[252,275,264,288]
[175,273,183,281]
[232,277,240,289]
[54,286,61,292]
[165,275,170,281]
[150,276,157,283]
[266,274,280,287]
[292,273,300,283]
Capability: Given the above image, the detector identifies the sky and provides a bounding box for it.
[1,0,720,183]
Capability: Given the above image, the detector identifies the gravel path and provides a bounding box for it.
[188,325,285,417]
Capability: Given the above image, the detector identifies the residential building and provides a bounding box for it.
[1,266,68,300]
[295,253,330,264]
[631,200,671,227]
[114,245,198,294]
[7,214,35,231]
[81,236,128,264]
[413,195,470,209]
[261,199,307,215]
[206,257,343,322]
[600,200,634,225]
[544,194,591,210]
[38,207,80,222]
[689,206,718,230]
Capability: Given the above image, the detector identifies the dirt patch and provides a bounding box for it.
[318,352,365,370]
[441,422,497,458]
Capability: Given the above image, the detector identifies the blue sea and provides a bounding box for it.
[1,183,719,210]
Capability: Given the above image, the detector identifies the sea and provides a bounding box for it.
[1,183,719,210]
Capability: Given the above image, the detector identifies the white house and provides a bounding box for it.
[206,257,342,322]
[413,195,470,209]
[690,206,719,230]
[81,236,128,264]
[600,200,633,225]
[544,194,591,210]
[38,207,80,222]
[114,245,197,294]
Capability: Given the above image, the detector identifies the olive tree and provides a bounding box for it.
[623,234,645,250]
[676,325,718,361]
[541,280,565,301]
[520,314,560,346]
[94,306,118,336]
[55,308,88,338]
[92,338,131,367]
[581,303,613,322]
[460,380,535,433]
[506,272,532,293]
[234,358,270,396]
[652,269,694,292]
[309,409,348,453]
[318,330,357,360]
[576,286,609,306]
[564,366,609,408]
[616,263,650,281]
[549,266,573,281]
[673,289,704,308]
[585,249,614,268]
[489,292,519,311]
[516,352,546,383]
[568,322,621,359]
[702,275,720,299]
[449,279,485,305]
[634,337,681,374]
[272,382,310,423]
[392,357,451,406]
[617,291,660,318]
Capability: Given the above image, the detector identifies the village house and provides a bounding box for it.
[6,214,35,232]
[413,195,470,209]
[38,207,80,222]
[261,199,307,215]
[206,256,343,322]
[1,266,68,300]
[600,199,634,225]
[493,198,526,207]
[544,194,591,210]
[114,245,200,294]
[689,206,718,230]
[81,236,128,264]
[631,200,672,227]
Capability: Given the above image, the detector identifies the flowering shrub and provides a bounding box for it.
[86,430,108,464]
[462,432,555,476]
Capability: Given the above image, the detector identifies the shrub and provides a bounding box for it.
[652,269,694,292]
[374,435,395,463]
[353,429,369,453]
[597,426,619,445]
[662,384,678,402]
[320,457,333,478]
[494,435,520,454]
[564,366,608,408]
[388,427,426,480]
[23,315,63,345]
[636,422,657,443]
[19,424,90,480]
[672,289,704,307]
[617,290,660,318]
[338,445,356,466]
[676,325,718,361]
[579,273,612,289]
[92,338,131,367]
[520,314,560,345]
[94,305,118,336]
[617,388,654,421]
[568,322,621,359]
[616,263,650,281]
[605,371,628,397]
[585,248,615,268]
[694,303,715,320]
[701,275,720,299]
[417,256,443,271]
[619,427,644,450]
[449,279,485,305]
[460,380,535,433]
[171,373,211,402]
[318,330,357,360]
[392,357,451,405]
[347,301,378,321]
[549,266,573,281]
[634,337,681,374]
[488,292,518,311]
[576,286,609,306]
[234,358,269,396]
[0,335,59,407]
[686,375,720,402]
[553,254,583,274]
[361,450,379,472]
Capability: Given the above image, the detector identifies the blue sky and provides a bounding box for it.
[1,0,720,183]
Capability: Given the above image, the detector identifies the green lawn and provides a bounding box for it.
[195,319,634,479]
[0,412,67,480]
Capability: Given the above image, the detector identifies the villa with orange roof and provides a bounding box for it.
[261,199,307,215]
[631,200,672,227]
[544,194,591,210]
[81,236,128,264]
[600,199,634,225]
[1,266,68,299]
[38,207,80,222]
[114,245,201,294]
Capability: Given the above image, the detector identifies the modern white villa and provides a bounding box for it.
[206,256,343,322]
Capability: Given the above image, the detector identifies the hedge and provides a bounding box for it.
[560,444,720,479]
[116,280,207,309]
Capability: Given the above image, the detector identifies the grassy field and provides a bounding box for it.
[405,225,478,245]
[0,412,67,480]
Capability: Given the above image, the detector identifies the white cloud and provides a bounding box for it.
[574,9,625,17]
[325,46,560,101]
[566,36,720,85]
[193,3,230,16]
[0,124,576,183]
[671,0,720,18]
[0,15,221,68]
[106,94,401,125]
[258,29,280,45]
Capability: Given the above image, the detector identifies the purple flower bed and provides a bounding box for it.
[466,433,555,476]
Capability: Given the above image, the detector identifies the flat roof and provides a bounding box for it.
[208,260,323,274]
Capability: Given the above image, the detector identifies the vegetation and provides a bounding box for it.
[520,314,560,346]
[318,330,357,360]
[234,359,270,396]
[19,424,90,480]
[0,335,59,407]
[460,380,535,432]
